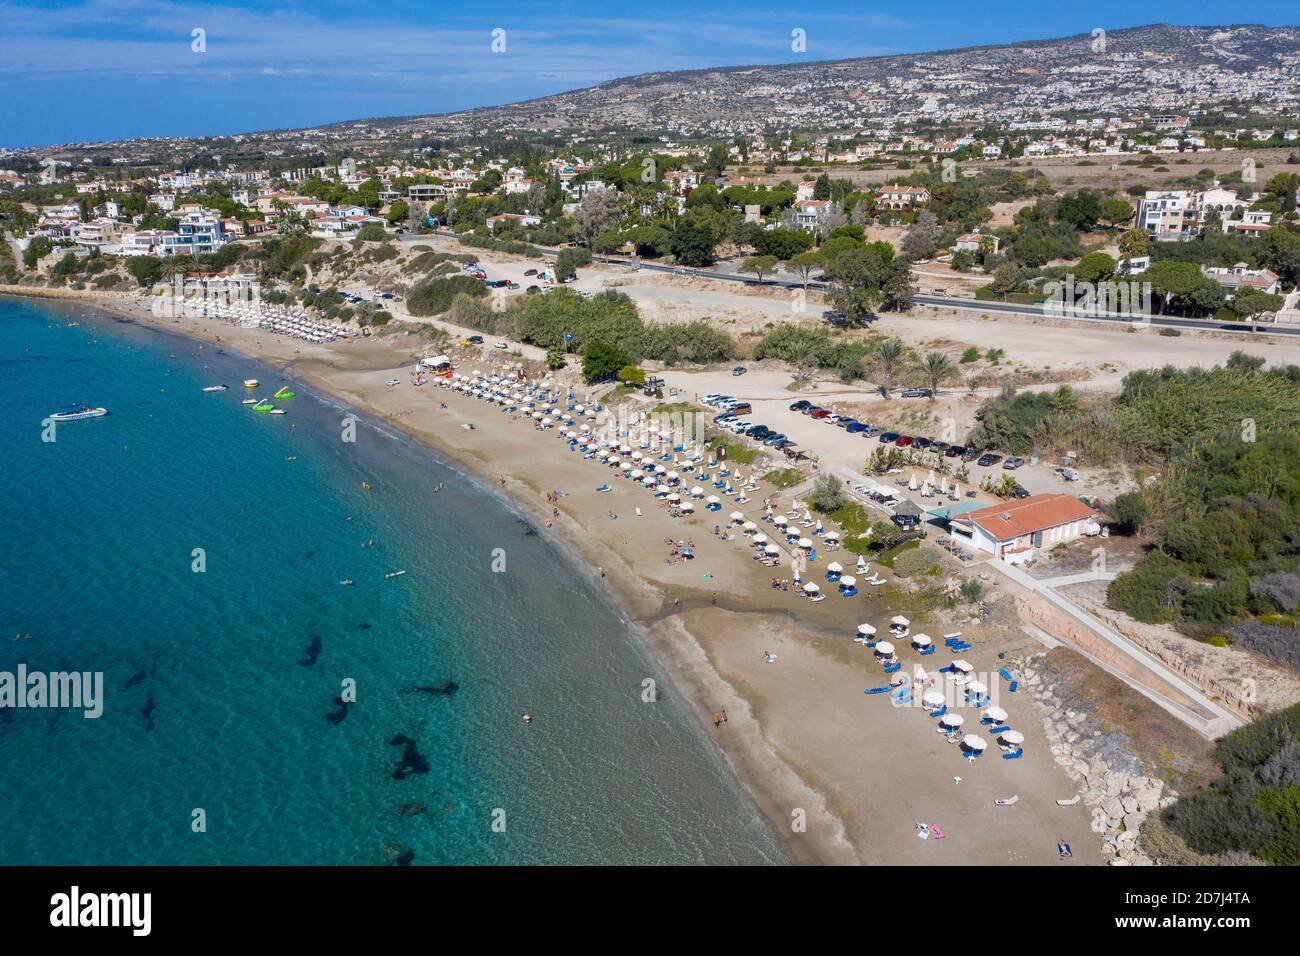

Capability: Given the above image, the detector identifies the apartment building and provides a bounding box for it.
[1137,185,1248,240]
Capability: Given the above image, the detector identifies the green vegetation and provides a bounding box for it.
[406,275,489,316]
[761,468,803,490]
[1160,703,1300,865]
[705,436,758,466]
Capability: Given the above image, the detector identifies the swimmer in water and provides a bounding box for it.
[522,714,533,725]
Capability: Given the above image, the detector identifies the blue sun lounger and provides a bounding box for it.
[1002,748,1024,760]
[1009,681,1019,693]
[893,692,913,704]
[988,725,1011,734]
[937,664,955,674]
[864,686,892,695]
[883,661,901,674]
[928,704,947,717]
[919,645,936,655]
[595,484,611,492]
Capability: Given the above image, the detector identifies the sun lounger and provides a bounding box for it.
[928,704,947,717]
[919,645,936,655]
[988,725,1011,734]
[1008,681,1019,693]
[1002,748,1024,760]
[893,692,913,704]
[864,686,892,695]
[883,661,901,673]
[595,484,611,492]
[999,667,1014,681]
[937,664,955,673]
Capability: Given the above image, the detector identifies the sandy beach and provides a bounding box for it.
[14,288,1102,865]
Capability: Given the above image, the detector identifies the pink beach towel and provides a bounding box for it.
[929,825,945,840]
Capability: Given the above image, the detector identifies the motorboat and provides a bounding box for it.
[202,384,229,393]
[49,404,107,421]
[243,379,259,388]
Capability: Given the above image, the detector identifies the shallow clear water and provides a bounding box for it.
[0,297,785,865]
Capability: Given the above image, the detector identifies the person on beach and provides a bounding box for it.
[1058,839,1072,860]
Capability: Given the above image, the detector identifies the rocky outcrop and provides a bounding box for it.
[1011,652,1176,866]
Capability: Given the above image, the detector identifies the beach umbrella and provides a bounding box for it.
[707,495,720,504]
[690,486,705,498]
[891,615,910,628]
[667,493,681,503]
[940,713,965,729]
[951,659,974,673]
[999,730,1025,746]
[827,562,844,574]
[745,522,759,533]
[773,515,788,526]
[656,484,670,494]
[803,582,819,593]
[922,690,946,708]
[857,623,877,637]
[798,537,813,549]
[630,469,643,479]
[966,681,989,696]
[631,451,643,461]
[908,474,919,491]
[962,735,987,753]
[667,471,679,481]
[983,706,1008,723]
[874,641,895,655]
[680,501,694,512]
[765,544,779,555]
[752,533,768,545]
[729,511,745,522]
[839,575,857,588]
[912,634,933,647]
[619,445,631,454]
[825,531,841,541]
[654,465,667,474]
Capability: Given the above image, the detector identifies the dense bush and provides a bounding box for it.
[1161,703,1300,865]
[406,275,488,316]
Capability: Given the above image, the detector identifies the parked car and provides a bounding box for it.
[862,426,882,437]
[1003,456,1025,470]
[524,268,538,276]
[930,441,950,454]
[977,453,1002,467]
[896,435,914,447]
[1012,484,1032,499]
[900,387,933,398]
[825,414,845,425]
[507,282,520,290]
[962,447,983,463]
[713,412,737,424]
[494,341,509,350]
[845,422,868,434]
[762,433,787,446]
[913,437,932,449]
[880,432,901,443]
[809,408,831,420]
[732,366,748,376]
[466,335,484,344]
[789,400,812,412]
[726,402,753,415]
[945,445,965,458]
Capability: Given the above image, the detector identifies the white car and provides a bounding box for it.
[494,341,509,350]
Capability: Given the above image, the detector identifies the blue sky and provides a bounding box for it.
[2,1,1298,148]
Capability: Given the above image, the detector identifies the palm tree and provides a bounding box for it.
[873,338,907,399]
[918,351,956,400]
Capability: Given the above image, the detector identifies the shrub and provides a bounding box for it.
[406,275,488,316]
[807,474,845,513]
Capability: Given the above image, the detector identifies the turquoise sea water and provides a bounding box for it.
[0,296,785,865]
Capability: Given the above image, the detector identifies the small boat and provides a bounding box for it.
[273,386,295,399]
[203,384,229,393]
[49,404,108,422]
[241,399,257,405]
[385,570,407,579]
[243,379,259,388]
[385,379,401,388]
[253,401,275,412]
[269,409,287,415]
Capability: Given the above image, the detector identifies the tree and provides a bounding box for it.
[385,201,409,225]
[1143,260,1203,314]
[1117,227,1149,272]
[572,191,623,247]
[355,222,388,242]
[125,255,164,287]
[807,473,844,513]
[740,255,779,283]
[916,351,957,399]
[873,338,907,398]
[669,218,716,266]
[900,210,941,260]
[752,228,813,260]
[812,173,832,201]
[1107,492,1148,535]
[1057,190,1102,230]
[1231,287,1285,326]
[554,246,592,281]
[1099,198,1135,229]
[989,262,1020,300]
[545,346,567,370]
[784,251,823,289]
[581,340,633,383]
[1074,251,1116,283]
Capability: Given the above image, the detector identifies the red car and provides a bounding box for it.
[895,435,914,446]
[809,408,831,420]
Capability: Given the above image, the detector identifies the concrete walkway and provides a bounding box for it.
[992,561,1244,739]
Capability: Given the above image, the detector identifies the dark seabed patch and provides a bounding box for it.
[325,696,349,725]
[140,694,156,732]
[298,635,322,667]
[401,679,459,699]
[389,734,430,780]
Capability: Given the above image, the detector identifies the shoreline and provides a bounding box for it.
[7,287,1100,866]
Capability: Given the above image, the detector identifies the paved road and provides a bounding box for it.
[405,231,1298,339]
[992,561,1244,739]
